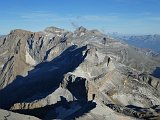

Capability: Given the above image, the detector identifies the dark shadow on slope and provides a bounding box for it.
[65,101,96,120]
[12,96,96,120]
[0,45,88,109]
[106,104,159,119]
[66,77,88,102]
[12,96,69,119]
[43,47,55,61]
[152,67,160,78]
[126,105,143,111]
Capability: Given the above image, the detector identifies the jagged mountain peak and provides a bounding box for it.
[44,26,65,33]
[9,29,32,35]
[77,26,87,32]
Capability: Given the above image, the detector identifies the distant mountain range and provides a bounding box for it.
[109,33,160,53]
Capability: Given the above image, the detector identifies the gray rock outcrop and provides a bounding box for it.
[0,26,160,120]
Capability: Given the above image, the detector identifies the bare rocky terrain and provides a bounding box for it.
[0,26,160,120]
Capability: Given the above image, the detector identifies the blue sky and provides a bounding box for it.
[0,0,160,35]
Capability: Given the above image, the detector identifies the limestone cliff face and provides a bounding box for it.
[0,30,32,88]
[0,26,160,119]
[0,27,71,89]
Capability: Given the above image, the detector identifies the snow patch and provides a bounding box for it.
[0,64,4,68]
[56,34,62,37]
[25,50,36,66]
[80,32,85,36]
[0,51,8,56]
[54,30,61,33]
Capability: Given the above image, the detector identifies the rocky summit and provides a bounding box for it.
[0,26,160,120]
